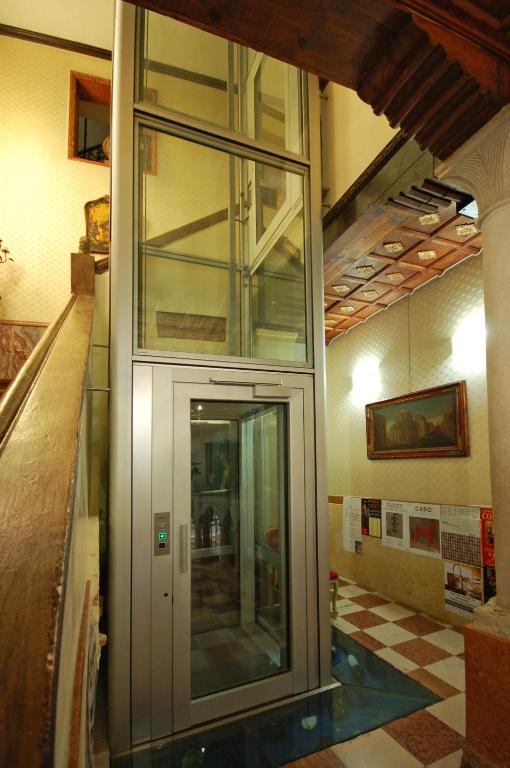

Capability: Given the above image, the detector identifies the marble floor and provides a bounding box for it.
[331,577,466,698]
[112,577,466,767]
[282,577,467,767]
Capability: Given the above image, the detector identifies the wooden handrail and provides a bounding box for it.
[0,293,95,768]
[0,294,76,445]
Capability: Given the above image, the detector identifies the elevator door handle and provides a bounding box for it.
[180,523,189,573]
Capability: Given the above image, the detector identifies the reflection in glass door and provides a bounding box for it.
[190,401,289,699]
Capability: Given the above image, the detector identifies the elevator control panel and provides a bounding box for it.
[154,512,170,556]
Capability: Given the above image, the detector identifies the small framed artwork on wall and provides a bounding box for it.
[366,381,469,459]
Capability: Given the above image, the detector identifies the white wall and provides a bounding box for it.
[321,83,398,208]
[0,36,111,322]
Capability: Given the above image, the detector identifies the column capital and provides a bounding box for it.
[437,104,510,225]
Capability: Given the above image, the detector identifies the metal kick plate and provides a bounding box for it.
[154,512,170,556]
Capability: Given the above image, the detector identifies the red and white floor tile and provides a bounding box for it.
[284,577,466,767]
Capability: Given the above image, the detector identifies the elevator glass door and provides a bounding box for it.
[189,400,289,699]
[172,377,309,732]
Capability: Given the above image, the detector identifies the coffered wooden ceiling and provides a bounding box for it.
[131,0,510,159]
[323,178,482,344]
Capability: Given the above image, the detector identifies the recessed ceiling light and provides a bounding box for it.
[455,223,478,237]
[418,212,441,226]
[386,272,404,284]
[383,241,404,254]
[417,249,438,262]
[361,290,378,300]
[340,305,355,314]
[355,264,376,277]
[332,283,350,294]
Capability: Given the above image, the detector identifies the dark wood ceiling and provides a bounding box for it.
[131,0,510,159]
[323,179,482,344]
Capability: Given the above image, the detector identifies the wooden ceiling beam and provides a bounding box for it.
[384,51,450,127]
[384,0,510,61]
[411,15,510,100]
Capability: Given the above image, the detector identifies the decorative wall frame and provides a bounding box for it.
[0,320,47,396]
[85,195,110,253]
[366,381,469,459]
[68,71,111,166]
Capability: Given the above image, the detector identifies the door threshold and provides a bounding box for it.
[125,680,341,758]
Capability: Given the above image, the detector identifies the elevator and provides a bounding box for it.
[131,366,319,742]
[109,3,328,755]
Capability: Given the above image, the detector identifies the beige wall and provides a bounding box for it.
[326,254,490,622]
[0,36,110,323]
[321,84,398,208]
[0,0,114,51]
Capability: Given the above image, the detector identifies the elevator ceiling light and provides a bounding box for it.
[191,419,231,425]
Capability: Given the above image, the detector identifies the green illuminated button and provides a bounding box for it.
[158,531,167,541]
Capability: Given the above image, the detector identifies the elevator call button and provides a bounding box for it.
[154,512,170,556]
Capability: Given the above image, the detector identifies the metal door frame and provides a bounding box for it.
[131,364,318,743]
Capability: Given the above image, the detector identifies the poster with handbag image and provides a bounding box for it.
[444,560,483,617]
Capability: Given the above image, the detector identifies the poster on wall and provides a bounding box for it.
[444,560,483,617]
[440,505,481,567]
[408,502,441,558]
[343,496,362,554]
[481,507,496,602]
[382,499,410,550]
[361,498,382,538]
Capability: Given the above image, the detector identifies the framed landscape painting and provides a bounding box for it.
[366,381,469,459]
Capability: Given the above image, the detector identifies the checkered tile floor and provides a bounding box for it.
[333,578,465,697]
[283,577,466,767]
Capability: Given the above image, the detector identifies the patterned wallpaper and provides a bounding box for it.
[0,36,110,323]
[326,253,491,507]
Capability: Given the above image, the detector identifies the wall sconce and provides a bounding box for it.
[452,308,486,374]
[351,355,382,406]
[0,240,13,264]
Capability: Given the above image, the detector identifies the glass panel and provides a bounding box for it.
[140,256,241,356]
[138,126,308,363]
[142,12,235,131]
[254,164,287,244]
[139,11,304,157]
[190,400,289,699]
[250,213,306,364]
[138,128,242,356]
[139,128,238,264]
[252,56,303,155]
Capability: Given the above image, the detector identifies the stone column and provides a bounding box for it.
[437,104,510,768]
